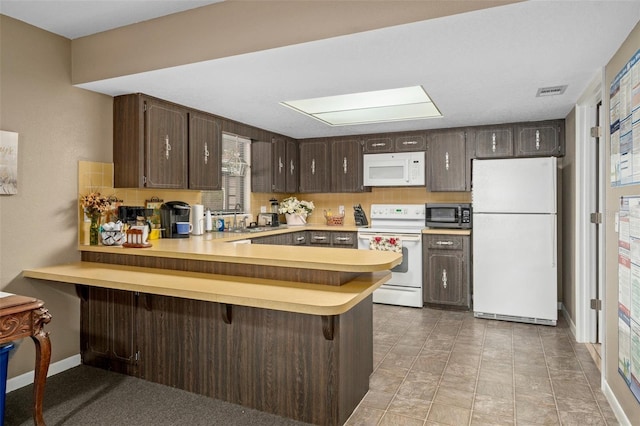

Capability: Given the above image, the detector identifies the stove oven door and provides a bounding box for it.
[357,232,423,308]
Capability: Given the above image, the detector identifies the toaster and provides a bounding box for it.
[257,213,280,227]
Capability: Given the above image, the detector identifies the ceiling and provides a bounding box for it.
[1,1,639,139]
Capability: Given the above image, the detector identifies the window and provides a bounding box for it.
[201,133,251,214]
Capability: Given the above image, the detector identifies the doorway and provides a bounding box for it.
[574,73,605,371]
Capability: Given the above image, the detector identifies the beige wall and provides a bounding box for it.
[0,15,113,377]
[563,108,577,321]
[604,20,640,423]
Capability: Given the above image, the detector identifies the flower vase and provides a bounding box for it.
[285,213,306,226]
[89,214,101,246]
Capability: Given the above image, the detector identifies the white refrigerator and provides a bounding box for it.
[472,157,558,326]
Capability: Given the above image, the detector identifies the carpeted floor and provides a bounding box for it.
[4,365,311,426]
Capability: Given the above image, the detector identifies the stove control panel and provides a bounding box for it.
[370,204,426,220]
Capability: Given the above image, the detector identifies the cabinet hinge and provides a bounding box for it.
[143,102,147,112]
[590,299,602,311]
[590,126,602,138]
[590,212,603,224]
[135,350,140,361]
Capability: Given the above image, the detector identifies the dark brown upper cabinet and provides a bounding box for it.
[298,140,330,193]
[363,137,394,153]
[285,138,299,193]
[394,133,427,152]
[331,138,365,193]
[114,94,188,188]
[426,129,468,192]
[515,120,564,157]
[251,136,298,193]
[363,132,426,153]
[188,111,222,190]
[473,125,514,159]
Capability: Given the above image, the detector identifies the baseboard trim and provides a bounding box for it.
[603,380,631,426]
[560,303,577,338]
[6,354,81,393]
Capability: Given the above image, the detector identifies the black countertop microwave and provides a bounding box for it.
[425,203,472,229]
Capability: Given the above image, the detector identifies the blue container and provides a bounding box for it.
[0,343,14,426]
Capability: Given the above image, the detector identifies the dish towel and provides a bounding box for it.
[369,236,402,253]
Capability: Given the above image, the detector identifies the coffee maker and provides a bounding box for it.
[160,201,191,238]
[118,206,153,226]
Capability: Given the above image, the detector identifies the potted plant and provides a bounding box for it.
[80,191,111,245]
[278,197,315,225]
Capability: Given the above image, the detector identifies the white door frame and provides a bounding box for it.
[575,70,605,344]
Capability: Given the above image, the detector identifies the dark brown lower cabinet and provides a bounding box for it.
[79,286,138,375]
[423,234,471,310]
[78,287,373,426]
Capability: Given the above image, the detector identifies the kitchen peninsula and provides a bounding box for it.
[23,229,401,426]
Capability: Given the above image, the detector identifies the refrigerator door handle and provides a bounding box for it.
[551,214,557,268]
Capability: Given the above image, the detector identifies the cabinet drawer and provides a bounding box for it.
[309,231,331,245]
[331,232,357,248]
[424,235,464,250]
[291,232,308,245]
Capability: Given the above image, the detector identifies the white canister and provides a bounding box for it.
[191,204,204,235]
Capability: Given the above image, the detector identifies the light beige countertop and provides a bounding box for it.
[422,229,472,236]
[80,225,401,273]
[23,262,390,315]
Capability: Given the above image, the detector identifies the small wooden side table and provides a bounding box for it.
[0,294,52,426]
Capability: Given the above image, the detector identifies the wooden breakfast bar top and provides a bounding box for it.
[76,236,401,273]
[23,261,391,316]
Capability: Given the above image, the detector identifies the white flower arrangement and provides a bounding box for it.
[278,196,315,217]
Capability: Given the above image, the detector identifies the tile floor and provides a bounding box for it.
[345,304,619,425]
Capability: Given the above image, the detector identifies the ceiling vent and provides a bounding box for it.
[536,85,567,97]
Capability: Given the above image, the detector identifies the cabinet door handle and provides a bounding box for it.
[436,241,454,246]
[335,237,351,242]
[204,142,209,165]
[165,135,172,160]
[311,159,316,175]
[343,157,348,174]
[313,236,327,241]
[491,132,497,153]
[290,159,295,175]
[296,236,306,242]
[445,152,449,171]
[279,156,284,174]
[535,130,540,150]
[371,142,387,147]
[402,140,418,145]
[442,268,448,289]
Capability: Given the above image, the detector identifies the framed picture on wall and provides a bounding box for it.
[0,130,18,195]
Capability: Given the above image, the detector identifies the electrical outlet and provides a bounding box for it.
[338,205,345,214]
[260,206,267,213]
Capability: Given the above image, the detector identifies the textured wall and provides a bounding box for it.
[0,15,113,377]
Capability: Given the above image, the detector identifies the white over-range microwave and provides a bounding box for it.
[363,151,425,187]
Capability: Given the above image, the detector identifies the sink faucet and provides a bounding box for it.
[233,203,242,230]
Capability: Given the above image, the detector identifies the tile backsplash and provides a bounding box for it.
[77,161,201,243]
[78,160,470,243]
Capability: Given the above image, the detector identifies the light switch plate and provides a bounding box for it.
[260,206,267,213]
